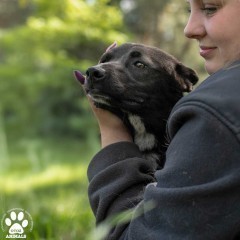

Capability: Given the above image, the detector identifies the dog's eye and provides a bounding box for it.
[134,61,146,69]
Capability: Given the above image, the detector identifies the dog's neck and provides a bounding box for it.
[128,114,157,151]
[127,113,166,168]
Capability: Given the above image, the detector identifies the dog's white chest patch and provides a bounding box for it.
[128,114,156,151]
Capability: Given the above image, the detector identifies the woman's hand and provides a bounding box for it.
[88,97,133,148]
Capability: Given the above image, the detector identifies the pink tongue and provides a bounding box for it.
[73,70,85,84]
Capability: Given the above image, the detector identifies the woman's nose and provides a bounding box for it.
[184,12,206,39]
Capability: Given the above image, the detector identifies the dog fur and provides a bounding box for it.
[75,43,198,169]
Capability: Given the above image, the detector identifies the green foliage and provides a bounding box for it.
[0,1,130,237]
[0,0,129,139]
[0,137,97,239]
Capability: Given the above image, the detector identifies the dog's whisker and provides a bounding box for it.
[88,94,111,105]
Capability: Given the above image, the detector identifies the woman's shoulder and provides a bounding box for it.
[173,60,240,130]
[180,60,240,105]
[197,60,240,94]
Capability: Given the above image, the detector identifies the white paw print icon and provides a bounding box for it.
[5,211,28,234]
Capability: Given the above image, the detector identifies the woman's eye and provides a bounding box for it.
[201,6,218,15]
[134,61,146,69]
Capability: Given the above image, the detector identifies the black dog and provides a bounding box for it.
[74,43,198,169]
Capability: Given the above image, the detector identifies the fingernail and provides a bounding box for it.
[73,70,85,85]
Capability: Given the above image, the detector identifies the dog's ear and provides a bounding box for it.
[105,41,117,52]
[174,63,199,92]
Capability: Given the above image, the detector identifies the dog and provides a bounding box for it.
[74,42,198,169]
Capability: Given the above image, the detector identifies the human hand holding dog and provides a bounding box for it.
[88,98,133,148]
[74,70,132,148]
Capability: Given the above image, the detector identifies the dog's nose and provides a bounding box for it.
[86,67,106,81]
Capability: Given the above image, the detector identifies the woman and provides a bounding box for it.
[86,0,240,239]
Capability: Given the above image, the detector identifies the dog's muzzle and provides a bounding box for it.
[85,66,112,104]
[85,65,146,109]
[86,66,106,83]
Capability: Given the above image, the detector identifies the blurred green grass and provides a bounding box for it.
[0,137,99,239]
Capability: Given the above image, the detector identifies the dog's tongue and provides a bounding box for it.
[73,70,85,85]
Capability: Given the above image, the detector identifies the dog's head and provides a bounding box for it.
[79,43,198,113]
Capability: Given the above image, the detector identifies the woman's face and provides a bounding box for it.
[184,0,240,74]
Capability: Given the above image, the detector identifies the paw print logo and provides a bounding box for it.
[5,211,28,234]
[1,208,33,238]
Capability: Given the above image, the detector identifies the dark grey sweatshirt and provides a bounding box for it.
[88,60,240,240]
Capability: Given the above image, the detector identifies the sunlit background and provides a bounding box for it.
[0,0,206,239]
